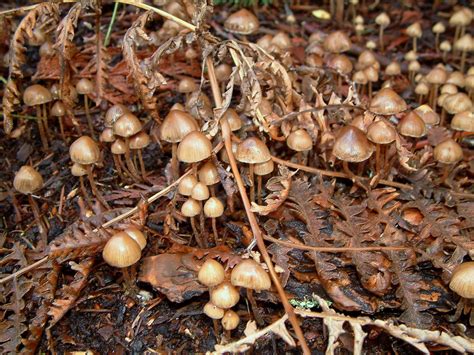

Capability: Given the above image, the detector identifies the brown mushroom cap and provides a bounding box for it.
[357,50,378,70]
[210,282,240,309]
[204,197,224,218]
[178,175,198,196]
[13,165,44,194]
[415,82,429,96]
[398,111,427,138]
[105,104,130,128]
[198,259,225,287]
[253,159,275,176]
[71,163,87,177]
[178,77,197,94]
[203,302,225,320]
[323,31,352,53]
[433,139,463,164]
[449,8,473,27]
[375,12,390,27]
[223,109,243,132]
[231,259,271,291]
[198,161,220,186]
[23,84,52,106]
[353,70,368,85]
[236,137,271,164]
[406,22,422,38]
[333,126,374,163]
[286,129,313,152]
[181,198,201,217]
[102,232,142,268]
[100,128,116,143]
[369,88,407,115]
[177,131,212,163]
[327,54,353,75]
[451,111,474,132]
[191,182,210,201]
[69,136,100,165]
[272,32,292,50]
[449,261,474,299]
[447,71,465,88]
[113,112,142,138]
[366,120,397,145]
[454,34,473,52]
[364,66,379,83]
[215,64,232,82]
[51,101,66,117]
[443,93,473,115]
[414,104,440,126]
[111,139,127,155]
[160,110,199,143]
[123,226,147,250]
[224,9,259,35]
[129,132,151,150]
[426,67,447,85]
[385,61,401,76]
[221,310,240,331]
[76,78,94,95]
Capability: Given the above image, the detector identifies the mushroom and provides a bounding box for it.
[76,78,96,139]
[123,226,147,250]
[105,104,130,128]
[224,9,259,39]
[160,110,199,181]
[178,77,197,100]
[103,231,143,290]
[203,302,224,320]
[364,66,379,99]
[178,175,198,196]
[451,111,474,141]
[286,129,312,165]
[253,159,275,205]
[323,31,352,54]
[177,131,212,178]
[129,131,151,179]
[181,197,203,247]
[71,163,92,207]
[192,182,210,246]
[23,84,52,150]
[204,197,224,245]
[454,34,473,72]
[375,12,390,51]
[221,310,240,337]
[367,119,397,178]
[50,100,66,141]
[415,82,430,104]
[449,7,472,44]
[433,138,463,184]
[223,109,243,132]
[432,22,446,51]
[69,136,110,209]
[198,160,220,196]
[406,22,422,52]
[113,112,143,182]
[235,137,271,202]
[398,110,427,140]
[443,93,473,126]
[426,66,447,108]
[414,104,440,127]
[440,40,452,62]
[327,54,353,89]
[198,259,225,287]
[449,261,474,325]
[13,165,48,246]
[110,138,129,181]
[210,282,240,309]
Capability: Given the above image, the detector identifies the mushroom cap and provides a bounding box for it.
[415,82,430,96]
[231,259,271,291]
[203,302,224,320]
[426,67,447,85]
[13,165,43,194]
[440,40,451,52]
[369,88,407,115]
[433,139,463,164]
[160,110,199,143]
[286,129,313,152]
[102,232,142,268]
[223,109,243,132]
[408,60,421,73]
[204,197,224,218]
[191,182,210,201]
[51,101,66,117]
[178,175,198,196]
[235,137,271,164]
[451,111,474,132]
[454,34,473,52]
[111,139,127,155]
[333,126,374,162]
[254,159,275,176]
[210,282,240,309]
[272,31,292,50]
[406,22,422,38]
[366,120,397,145]
[353,70,368,84]
[323,31,352,53]
[215,64,232,82]
[198,161,220,186]
[447,71,465,88]
[198,259,225,287]
[105,104,130,128]
[71,163,87,177]
[181,198,201,217]
[404,50,418,62]
[449,261,474,298]
[113,112,142,138]
[450,8,473,27]
[375,12,390,27]
[357,50,378,69]
[23,84,52,106]
[432,22,446,33]
[123,226,147,250]
[385,61,401,76]
[129,132,151,150]
[221,310,240,331]
[177,131,212,163]
[224,9,259,35]
[170,103,185,111]
[414,104,440,126]
[398,111,427,138]
[443,93,473,114]
[327,54,353,75]
[364,66,379,83]
[100,127,116,143]
[178,77,197,94]
[69,136,100,165]
[440,84,458,95]
[76,78,94,95]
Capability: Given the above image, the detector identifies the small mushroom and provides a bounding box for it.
[76,78,96,139]
[23,84,52,150]
[198,259,225,287]
[129,131,151,179]
[204,197,224,245]
[449,261,474,325]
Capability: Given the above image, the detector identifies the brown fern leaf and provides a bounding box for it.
[47,220,112,262]
[123,11,161,121]
[2,80,21,135]
[47,258,94,328]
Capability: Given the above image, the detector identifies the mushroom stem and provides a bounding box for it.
[42,104,51,143]
[122,266,134,291]
[431,84,439,109]
[58,115,66,142]
[212,319,220,341]
[379,27,384,52]
[412,37,417,53]
[257,175,263,205]
[440,108,446,126]
[199,201,208,248]
[247,288,264,326]
[124,138,141,182]
[79,175,93,209]
[171,143,179,181]
[375,144,381,176]
[28,194,48,247]
[112,154,128,181]
[435,33,439,52]
[36,106,49,150]
[460,49,467,73]
[211,217,219,245]
[137,149,147,179]
[335,0,343,22]
[368,81,373,100]
[190,216,204,248]
[437,164,451,185]
[86,164,111,209]
[249,163,255,203]
[83,95,97,140]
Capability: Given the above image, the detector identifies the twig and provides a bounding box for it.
[0,256,48,284]
[104,2,120,47]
